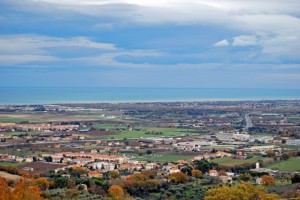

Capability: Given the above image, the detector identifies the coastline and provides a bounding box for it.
[0,87,300,105]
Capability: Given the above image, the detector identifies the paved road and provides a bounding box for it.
[245,114,253,128]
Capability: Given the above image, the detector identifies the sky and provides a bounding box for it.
[0,0,300,88]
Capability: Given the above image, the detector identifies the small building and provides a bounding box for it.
[219,175,232,183]
[209,170,218,177]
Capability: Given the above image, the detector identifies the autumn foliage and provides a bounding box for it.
[261,175,276,186]
[108,185,125,200]
[0,177,11,200]
[191,169,202,178]
[35,177,50,191]
[205,182,279,200]
[0,176,45,200]
[169,172,189,184]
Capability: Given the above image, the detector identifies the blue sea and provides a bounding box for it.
[0,87,299,104]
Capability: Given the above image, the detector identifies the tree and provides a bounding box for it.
[194,160,218,173]
[169,172,189,184]
[65,189,79,200]
[218,170,227,176]
[193,160,211,173]
[35,178,50,191]
[266,150,276,158]
[12,178,44,200]
[205,182,279,200]
[261,175,276,186]
[143,179,160,192]
[146,150,152,155]
[109,171,121,179]
[192,169,202,178]
[108,185,125,200]
[238,173,252,181]
[280,153,289,161]
[141,170,157,179]
[0,177,12,200]
[181,166,193,176]
[291,174,300,184]
[54,177,69,188]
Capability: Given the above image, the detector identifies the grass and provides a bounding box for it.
[93,124,127,130]
[282,145,300,150]
[107,127,196,139]
[287,116,300,120]
[211,156,271,167]
[0,117,43,123]
[0,161,25,167]
[4,131,37,136]
[265,157,300,172]
[132,154,196,162]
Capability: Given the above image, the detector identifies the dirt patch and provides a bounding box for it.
[0,171,22,182]
[18,162,66,175]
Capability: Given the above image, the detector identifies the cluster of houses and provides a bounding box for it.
[0,123,79,132]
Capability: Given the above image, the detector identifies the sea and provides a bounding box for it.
[0,87,299,105]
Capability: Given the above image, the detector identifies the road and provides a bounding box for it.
[245,114,253,129]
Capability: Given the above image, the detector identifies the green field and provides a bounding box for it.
[107,127,196,139]
[287,116,300,120]
[211,156,272,167]
[4,131,37,136]
[266,157,300,172]
[93,124,127,130]
[282,145,300,150]
[0,149,54,157]
[131,154,195,162]
[0,117,43,123]
[0,161,25,167]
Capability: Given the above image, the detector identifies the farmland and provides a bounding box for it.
[105,127,197,139]
[129,154,196,162]
[266,157,300,172]
[211,156,273,167]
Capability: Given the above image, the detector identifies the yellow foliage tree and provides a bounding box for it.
[192,170,202,178]
[108,185,125,200]
[261,175,276,186]
[35,177,50,191]
[169,172,189,184]
[12,179,44,200]
[205,182,279,200]
[109,170,121,179]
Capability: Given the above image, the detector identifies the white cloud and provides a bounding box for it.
[232,35,258,46]
[0,34,165,67]
[0,35,117,55]
[213,39,229,47]
[0,55,59,65]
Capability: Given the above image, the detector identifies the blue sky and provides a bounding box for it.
[0,0,300,88]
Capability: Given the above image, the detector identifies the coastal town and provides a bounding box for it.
[0,100,299,199]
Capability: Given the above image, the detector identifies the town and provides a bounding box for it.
[0,100,300,199]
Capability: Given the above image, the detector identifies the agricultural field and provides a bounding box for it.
[0,148,54,157]
[211,156,272,167]
[93,124,127,130]
[266,157,300,172]
[0,161,25,167]
[0,111,118,122]
[131,154,196,162]
[106,127,197,139]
